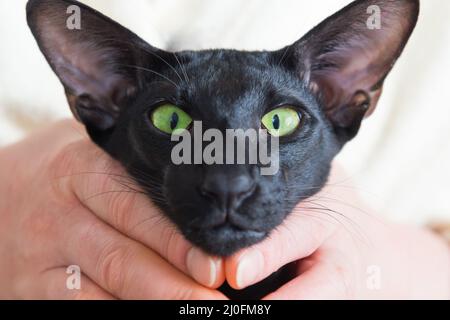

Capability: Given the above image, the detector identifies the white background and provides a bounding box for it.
[0,0,449,224]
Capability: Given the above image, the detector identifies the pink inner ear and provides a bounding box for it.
[51,41,128,110]
[312,45,383,112]
[297,0,419,130]
[40,16,133,107]
[27,0,153,130]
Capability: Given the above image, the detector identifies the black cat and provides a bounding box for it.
[27,0,419,299]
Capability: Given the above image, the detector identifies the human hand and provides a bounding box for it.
[0,119,226,299]
[225,168,450,299]
[2,120,447,299]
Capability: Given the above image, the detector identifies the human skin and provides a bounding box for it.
[0,119,448,299]
[226,174,450,299]
[0,119,225,299]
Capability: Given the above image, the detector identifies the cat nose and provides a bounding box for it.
[200,169,256,211]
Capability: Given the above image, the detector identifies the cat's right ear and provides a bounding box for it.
[27,0,167,133]
[277,0,419,141]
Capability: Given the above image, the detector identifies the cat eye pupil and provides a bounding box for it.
[170,112,179,130]
[272,114,280,130]
[151,104,192,135]
[261,107,301,137]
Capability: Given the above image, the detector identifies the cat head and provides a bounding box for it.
[27,0,419,256]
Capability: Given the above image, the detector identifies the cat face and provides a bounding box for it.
[27,0,419,256]
[107,50,340,255]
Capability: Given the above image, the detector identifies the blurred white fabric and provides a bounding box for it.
[0,0,449,224]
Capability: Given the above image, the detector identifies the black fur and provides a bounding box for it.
[27,0,419,298]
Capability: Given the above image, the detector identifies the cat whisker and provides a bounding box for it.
[276,46,291,67]
[173,52,190,85]
[293,204,370,247]
[304,194,385,225]
[52,170,161,198]
[95,38,185,84]
[143,49,185,84]
[121,64,179,89]
[128,213,171,234]
[52,170,136,182]
[300,202,362,232]
[81,189,144,202]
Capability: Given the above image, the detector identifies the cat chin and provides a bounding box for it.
[183,224,268,257]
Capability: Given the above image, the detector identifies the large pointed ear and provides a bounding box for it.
[27,0,165,133]
[279,0,419,140]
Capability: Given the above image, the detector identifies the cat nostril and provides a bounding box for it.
[199,174,256,210]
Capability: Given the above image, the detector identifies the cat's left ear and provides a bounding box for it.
[27,0,169,133]
[279,0,419,140]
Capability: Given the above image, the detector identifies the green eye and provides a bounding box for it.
[151,104,192,134]
[261,107,301,137]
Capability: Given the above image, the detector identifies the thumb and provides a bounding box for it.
[225,205,337,289]
[225,166,357,289]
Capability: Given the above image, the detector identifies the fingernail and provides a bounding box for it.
[187,247,220,287]
[236,249,264,288]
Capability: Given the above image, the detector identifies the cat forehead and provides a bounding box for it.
[178,50,301,100]
[181,50,275,81]
[184,49,271,66]
[156,52,313,128]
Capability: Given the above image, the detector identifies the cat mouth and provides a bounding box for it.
[212,222,266,237]
[193,220,267,237]
[185,222,268,256]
